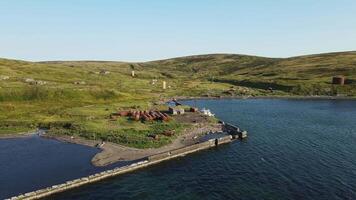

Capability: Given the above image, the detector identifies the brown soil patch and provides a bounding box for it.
[173,112,211,124]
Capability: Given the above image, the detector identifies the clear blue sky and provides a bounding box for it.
[1,0,356,61]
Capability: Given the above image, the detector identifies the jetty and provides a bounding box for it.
[7,123,247,200]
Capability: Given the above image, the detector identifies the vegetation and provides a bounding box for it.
[1,51,356,146]
[47,119,188,149]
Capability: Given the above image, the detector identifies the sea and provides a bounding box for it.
[1,99,355,200]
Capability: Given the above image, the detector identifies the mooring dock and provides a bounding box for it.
[7,124,247,200]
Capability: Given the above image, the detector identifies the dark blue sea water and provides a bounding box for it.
[1,99,356,200]
[0,136,131,199]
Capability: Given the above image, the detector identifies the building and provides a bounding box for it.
[168,107,185,115]
[332,76,345,85]
[33,80,47,85]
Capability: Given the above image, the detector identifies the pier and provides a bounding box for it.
[7,124,247,200]
[223,122,248,139]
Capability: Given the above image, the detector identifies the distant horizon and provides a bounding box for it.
[1,0,356,62]
[1,50,356,63]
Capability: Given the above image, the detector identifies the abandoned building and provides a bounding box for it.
[169,107,185,115]
[332,76,346,85]
[32,80,47,85]
[24,78,47,85]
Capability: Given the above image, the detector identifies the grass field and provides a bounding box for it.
[1,51,356,147]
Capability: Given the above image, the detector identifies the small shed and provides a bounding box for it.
[168,107,185,115]
[332,76,345,85]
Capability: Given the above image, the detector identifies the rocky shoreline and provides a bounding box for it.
[0,131,37,139]
[175,95,356,101]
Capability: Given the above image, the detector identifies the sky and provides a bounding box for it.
[0,0,356,61]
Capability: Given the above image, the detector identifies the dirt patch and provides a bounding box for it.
[173,112,211,124]
[91,122,222,166]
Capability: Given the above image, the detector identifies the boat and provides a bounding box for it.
[201,108,215,117]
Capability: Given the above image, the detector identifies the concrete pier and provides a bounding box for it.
[223,123,248,139]
[7,131,246,200]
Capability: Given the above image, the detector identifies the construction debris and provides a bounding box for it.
[201,108,215,117]
[151,79,157,85]
[148,134,159,140]
[24,78,47,85]
[24,78,35,83]
[31,80,47,85]
[110,110,171,122]
[99,70,110,75]
[190,107,198,112]
[162,130,175,137]
[0,75,9,80]
[73,81,86,85]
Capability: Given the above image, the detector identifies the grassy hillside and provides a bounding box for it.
[143,51,356,95]
[1,51,355,146]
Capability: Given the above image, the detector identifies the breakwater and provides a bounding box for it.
[223,122,248,139]
[7,125,247,200]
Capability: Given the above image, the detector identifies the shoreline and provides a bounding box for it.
[2,96,355,135]
[1,95,355,166]
[4,123,223,167]
[0,130,37,139]
[8,133,239,200]
[174,95,356,101]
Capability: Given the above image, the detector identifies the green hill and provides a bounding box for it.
[143,51,356,94]
[1,51,355,146]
